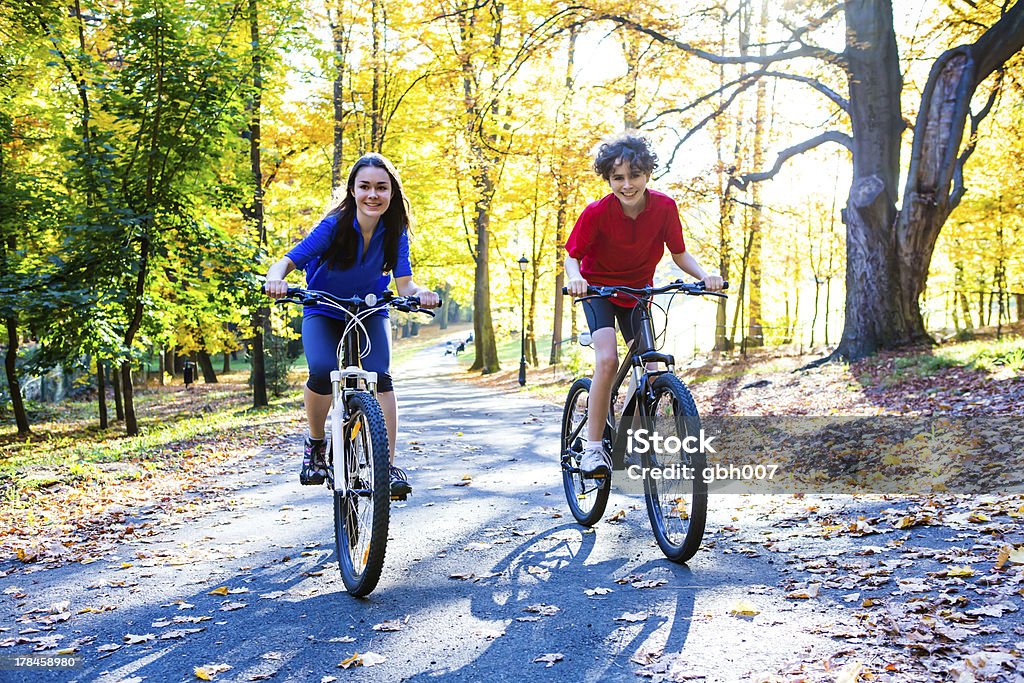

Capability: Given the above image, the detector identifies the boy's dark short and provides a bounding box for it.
[582,298,642,343]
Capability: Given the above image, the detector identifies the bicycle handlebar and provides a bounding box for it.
[561,279,729,300]
[270,287,439,317]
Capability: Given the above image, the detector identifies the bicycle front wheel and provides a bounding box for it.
[643,374,707,563]
[560,377,610,527]
[333,390,391,597]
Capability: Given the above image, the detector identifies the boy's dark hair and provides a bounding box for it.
[593,133,659,180]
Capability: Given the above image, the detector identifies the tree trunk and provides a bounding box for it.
[112,363,124,420]
[438,283,451,330]
[370,0,383,152]
[860,1,1024,358]
[620,27,640,129]
[121,232,148,436]
[4,315,30,435]
[713,10,736,353]
[97,360,108,430]
[527,262,539,368]
[745,0,768,348]
[469,191,500,374]
[249,0,269,408]
[834,1,909,360]
[198,351,218,383]
[329,0,349,185]
[457,5,501,375]
[120,361,137,435]
[549,28,578,366]
[222,351,231,373]
[252,311,269,406]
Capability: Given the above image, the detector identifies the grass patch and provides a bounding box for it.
[0,370,302,489]
[929,335,1024,373]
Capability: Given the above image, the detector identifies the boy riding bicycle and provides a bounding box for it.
[564,133,724,479]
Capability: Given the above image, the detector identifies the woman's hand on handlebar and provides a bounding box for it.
[566,276,590,298]
[264,279,290,299]
[415,289,441,308]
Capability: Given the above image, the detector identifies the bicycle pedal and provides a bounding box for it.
[390,494,408,501]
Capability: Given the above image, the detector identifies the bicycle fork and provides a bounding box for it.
[329,366,379,495]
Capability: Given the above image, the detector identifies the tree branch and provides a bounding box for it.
[595,12,846,68]
[951,69,1003,207]
[658,77,758,175]
[730,131,853,190]
[759,70,849,111]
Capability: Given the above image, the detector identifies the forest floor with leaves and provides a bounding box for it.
[1,329,1023,681]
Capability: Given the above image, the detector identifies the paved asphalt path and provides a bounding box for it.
[2,342,871,683]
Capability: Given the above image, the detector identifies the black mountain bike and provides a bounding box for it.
[275,287,435,596]
[561,280,727,563]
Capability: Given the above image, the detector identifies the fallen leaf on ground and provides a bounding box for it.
[194,663,232,680]
[834,660,865,683]
[124,633,155,644]
[728,599,760,617]
[585,587,613,596]
[615,611,648,623]
[372,619,404,632]
[207,586,230,596]
[523,604,560,617]
[786,584,820,599]
[533,653,563,667]
[946,565,975,578]
[339,651,386,668]
[160,628,205,640]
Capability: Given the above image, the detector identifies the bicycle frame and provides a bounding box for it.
[602,299,676,469]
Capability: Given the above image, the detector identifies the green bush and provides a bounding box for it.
[263,331,300,397]
[562,339,594,377]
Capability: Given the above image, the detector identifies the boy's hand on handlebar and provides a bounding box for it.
[701,274,724,292]
[264,279,289,299]
[566,277,589,298]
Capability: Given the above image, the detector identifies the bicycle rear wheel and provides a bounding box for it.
[643,374,707,563]
[560,377,610,527]
[333,390,390,596]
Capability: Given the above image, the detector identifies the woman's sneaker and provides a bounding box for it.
[579,445,611,479]
[300,437,328,486]
[389,465,412,500]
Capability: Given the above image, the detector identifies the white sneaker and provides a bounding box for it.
[579,445,611,479]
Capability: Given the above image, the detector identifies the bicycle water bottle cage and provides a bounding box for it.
[333,366,378,389]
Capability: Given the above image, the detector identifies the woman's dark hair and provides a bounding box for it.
[321,153,412,272]
[593,133,659,180]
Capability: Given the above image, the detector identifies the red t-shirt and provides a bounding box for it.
[565,189,686,307]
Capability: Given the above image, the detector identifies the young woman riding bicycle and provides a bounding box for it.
[564,133,724,479]
[264,153,440,496]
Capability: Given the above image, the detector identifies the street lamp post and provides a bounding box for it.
[517,256,528,387]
